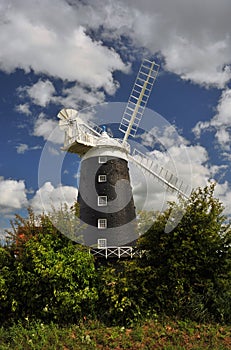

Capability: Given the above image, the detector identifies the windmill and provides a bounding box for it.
[57,59,191,257]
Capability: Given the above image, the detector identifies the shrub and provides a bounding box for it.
[137,183,231,323]
[1,209,98,325]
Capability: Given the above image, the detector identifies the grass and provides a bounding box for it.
[0,319,230,349]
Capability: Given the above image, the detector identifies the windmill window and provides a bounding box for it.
[98,174,107,182]
[98,196,107,206]
[98,156,107,163]
[98,238,107,248]
[98,218,107,229]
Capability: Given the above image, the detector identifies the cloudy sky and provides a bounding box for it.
[1,0,231,239]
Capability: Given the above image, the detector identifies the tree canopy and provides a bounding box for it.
[137,182,231,322]
[1,208,97,325]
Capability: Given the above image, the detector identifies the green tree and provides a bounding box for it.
[0,247,15,325]
[137,182,231,323]
[136,209,159,237]
[48,202,86,243]
[1,207,98,325]
[96,261,154,326]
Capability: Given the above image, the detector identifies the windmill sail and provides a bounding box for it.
[119,59,159,144]
[130,149,191,199]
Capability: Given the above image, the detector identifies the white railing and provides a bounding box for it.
[90,246,142,259]
[64,126,131,153]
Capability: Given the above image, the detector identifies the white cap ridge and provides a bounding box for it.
[83,130,129,161]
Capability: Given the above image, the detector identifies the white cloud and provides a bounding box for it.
[160,37,231,88]
[87,0,231,88]
[215,128,231,150]
[130,137,231,218]
[23,79,56,107]
[193,88,231,151]
[33,113,64,144]
[131,143,215,212]
[192,120,211,138]
[118,0,231,88]
[55,84,106,109]
[153,144,210,189]
[209,164,228,179]
[0,177,28,213]
[48,146,60,156]
[141,125,189,149]
[30,182,78,214]
[0,228,8,244]
[16,143,29,154]
[214,181,231,216]
[1,0,231,91]
[213,89,231,126]
[16,143,42,154]
[0,1,128,94]
[18,79,106,110]
[165,145,210,189]
[15,103,31,115]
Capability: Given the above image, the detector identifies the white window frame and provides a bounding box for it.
[98,156,107,164]
[98,218,107,229]
[98,174,107,182]
[98,238,107,248]
[98,196,107,206]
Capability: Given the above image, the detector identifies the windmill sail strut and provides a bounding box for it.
[120,59,159,143]
[129,149,190,199]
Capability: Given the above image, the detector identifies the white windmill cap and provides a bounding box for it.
[96,130,121,148]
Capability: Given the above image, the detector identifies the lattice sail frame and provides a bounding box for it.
[119,59,160,144]
[130,149,191,199]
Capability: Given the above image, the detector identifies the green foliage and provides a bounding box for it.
[0,247,15,324]
[136,209,159,236]
[47,202,85,243]
[1,208,98,325]
[96,261,157,326]
[137,182,231,323]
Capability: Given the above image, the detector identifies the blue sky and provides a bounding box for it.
[1,0,231,240]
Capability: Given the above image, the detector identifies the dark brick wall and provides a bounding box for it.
[77,155,137,246]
